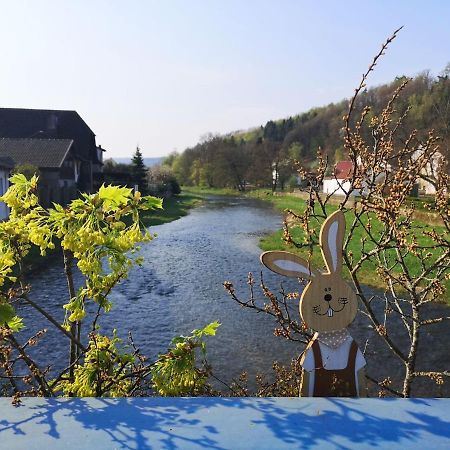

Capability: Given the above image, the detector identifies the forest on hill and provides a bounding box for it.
[164,66,450,191]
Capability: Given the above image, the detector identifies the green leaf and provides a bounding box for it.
[0,303,15,324]
[99,184,133,209]
[141,195,163,210]
[202,321,221,336]
[52,203,65,212]
[8,316,24,332]
[9,173,27,185]
[192,321,221,337]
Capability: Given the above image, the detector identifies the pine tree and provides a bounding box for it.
[131,146,148,194]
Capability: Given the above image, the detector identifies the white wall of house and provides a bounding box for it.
[0,168,10,220]
[418,178,436,195]
[323,178,358,196]
[413,148,444,196]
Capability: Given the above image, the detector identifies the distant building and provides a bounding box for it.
[0,108,103,193]
[412,148,445,196]
[323,161,358,196]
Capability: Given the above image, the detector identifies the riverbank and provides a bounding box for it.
[139,192,203,227]
[184,187,449,303]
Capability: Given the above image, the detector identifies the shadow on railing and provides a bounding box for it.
[1,397,450,449]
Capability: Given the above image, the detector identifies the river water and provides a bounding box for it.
[16,195,450,396]
[20,195,303,386]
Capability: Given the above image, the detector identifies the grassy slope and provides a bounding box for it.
[181,186,239,196]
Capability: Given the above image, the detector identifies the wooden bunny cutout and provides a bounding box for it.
[261,210,367,397]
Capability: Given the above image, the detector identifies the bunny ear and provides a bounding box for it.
[260,251,318,279]
[320,210,346,274]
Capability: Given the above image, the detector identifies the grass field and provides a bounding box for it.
[251,190,449,302]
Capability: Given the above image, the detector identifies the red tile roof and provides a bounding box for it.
[334,160,354,179]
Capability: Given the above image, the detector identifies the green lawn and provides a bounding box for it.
[253,192,449,302]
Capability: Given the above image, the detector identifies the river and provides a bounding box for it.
[20,195,302,387]
[16,194,450,396]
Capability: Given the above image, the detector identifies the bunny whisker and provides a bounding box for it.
[313,305,322,314]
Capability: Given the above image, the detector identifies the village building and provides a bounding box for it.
[0,108,105,216]
[0,108,103,193]
[323,160,358,196]
[0,138,84,208]
[412,148,445,196]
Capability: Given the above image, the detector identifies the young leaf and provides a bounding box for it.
[141,196,163,210]
[201,321,221,336]
[8,316,24,332]
[99,184,133,209]
[0,303,15,324]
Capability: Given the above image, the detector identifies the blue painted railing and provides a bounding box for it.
[1,397,449,449]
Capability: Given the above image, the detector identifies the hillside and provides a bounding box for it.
[166,67,450,191]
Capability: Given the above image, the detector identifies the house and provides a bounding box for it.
[412,148,445,196]
[323,161,358,196]
[0,138,83,207]
[0,156,14,219]
[0,108,103,193]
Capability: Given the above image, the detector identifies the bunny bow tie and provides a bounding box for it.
[315,328,350,349]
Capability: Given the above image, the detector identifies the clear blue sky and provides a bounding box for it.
[0,1,449,158]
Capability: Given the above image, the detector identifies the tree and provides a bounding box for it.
[334,147,345,163]
[287,142,304,162]
[131,146,148,194]
[12,163,40,179]
[147,165,181,196]
[162,151,179,167]
[225,30,450,398]
[0,174,217,398]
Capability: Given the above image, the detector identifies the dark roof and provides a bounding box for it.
[0,107,94,135]
[0,108,98,162]
[0,138,74,168]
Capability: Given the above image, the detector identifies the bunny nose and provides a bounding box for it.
[324,294,332,302]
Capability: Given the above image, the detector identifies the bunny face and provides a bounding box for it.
[260,210,358,333]
[300,273,358,332]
